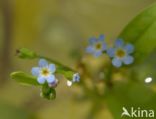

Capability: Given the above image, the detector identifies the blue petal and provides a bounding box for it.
[39,59,48,67]
[46,75,55,83]
[107,48,115,57]
[112,58,122,68]
[93,51,102,57]
[31,67,40,76]
[37,76,46,84]
[98,34,105,41]
[115,39,124,47]
[102,43,107,51]
[89,37,97,45]
[49,64,56,73]
[124,44,134,54]
[123,56,134,65]
[86,46,94,53]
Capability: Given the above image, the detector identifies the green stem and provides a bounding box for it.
[37,55,76,72]
[16,48,76,72]
[105,65,113,88]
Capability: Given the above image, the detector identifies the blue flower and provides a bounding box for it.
[86,35,107,57]
[31,59,56,84]
[107,39,134,68]
[73,73,80,82]
[67,73,80,87]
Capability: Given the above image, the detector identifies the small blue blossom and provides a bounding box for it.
[107,39,134,68]
[73,73,80,82]
[86,35,107,57]
[31,59,56,84]
[67,73,80,87]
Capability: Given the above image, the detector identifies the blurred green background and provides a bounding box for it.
[0,0,156,119]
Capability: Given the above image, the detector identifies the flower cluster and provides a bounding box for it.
[31,59,80,88]
[86,35,135,68]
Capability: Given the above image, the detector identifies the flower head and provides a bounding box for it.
[107,39,134,68]
[86,35,107,57]
[67,73,80,87]
[73,73,80,82]
[31,59,56,84]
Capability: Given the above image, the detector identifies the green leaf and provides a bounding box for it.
[16,48,37,59]
[119,3,156,61]
[41,83,56,100]
[11,72,40,86]
[105,82,156,119]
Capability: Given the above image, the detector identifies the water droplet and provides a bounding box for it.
[145,77,152,83]
[67,80,72,87]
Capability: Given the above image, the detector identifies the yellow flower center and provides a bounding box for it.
[95,43,102,50]
[116,49,126,58]
[41,68,50,76]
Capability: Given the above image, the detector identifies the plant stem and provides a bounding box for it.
[105,65,113,88]
[37,55,76,72]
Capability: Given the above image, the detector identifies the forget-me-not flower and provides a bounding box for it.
[73,73,80,82]
[31,59,56,84]
[107,39,134,68]
[86,35,107,57]
[67,73,80,87]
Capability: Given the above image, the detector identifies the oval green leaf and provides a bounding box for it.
[11,72,40,86]
[119,3,156,61]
